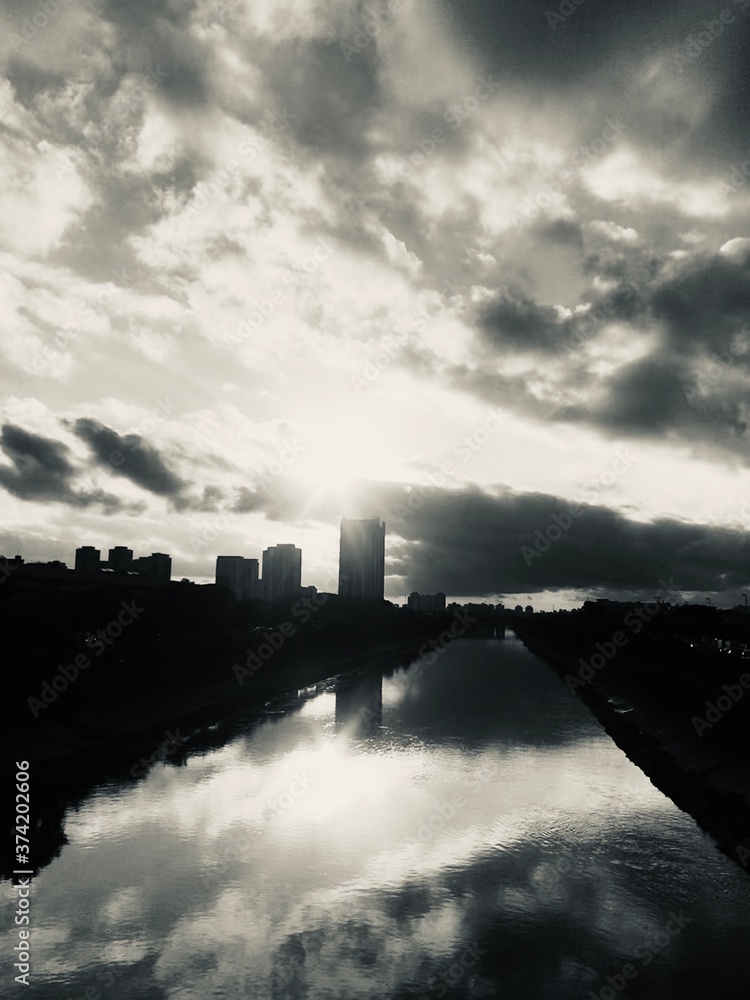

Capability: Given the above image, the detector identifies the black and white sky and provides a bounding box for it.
[2,0,750,607]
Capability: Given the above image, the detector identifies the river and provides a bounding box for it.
[5,632,750,998]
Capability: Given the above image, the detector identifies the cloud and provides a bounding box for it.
[0,423,124,511]
[453,243,750,463]
[73,417,186,497]
[477,289,567,354]
[386,483,750,600]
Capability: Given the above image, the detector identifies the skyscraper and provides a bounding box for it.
[338,518,385,600]
[262,544,302,601]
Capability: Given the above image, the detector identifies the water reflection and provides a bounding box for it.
[335,671,383,736]
[5,638,750,999]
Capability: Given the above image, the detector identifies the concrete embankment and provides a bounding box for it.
[512,623,750,875]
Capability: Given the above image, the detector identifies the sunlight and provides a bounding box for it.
[292,408,404,506]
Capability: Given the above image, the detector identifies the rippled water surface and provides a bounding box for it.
[6,634,750,998]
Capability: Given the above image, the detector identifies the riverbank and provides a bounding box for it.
[1,629,437,880]
[1,628,435,766]
[512,620,750,875]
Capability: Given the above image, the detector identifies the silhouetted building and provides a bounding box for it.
[262,544,302,601]
[407,592,446,613]
[448,601,496,619]
[216,556,260,601]
[131,552,171,586]
[107,546,133,572]
[75,546,101,572]
[0,555,24,580]
[338,518,385,600]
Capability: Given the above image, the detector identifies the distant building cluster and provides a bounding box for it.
[407,592,446,614]
[1,514,533,613]
[0,545,173,605]
[216,518,386,603]
[216,544,317,603]
[74,546,172,585]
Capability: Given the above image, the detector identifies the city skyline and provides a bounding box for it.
[3,527,736,611]
[2,1,750,611]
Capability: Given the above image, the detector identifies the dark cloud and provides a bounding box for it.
[651,249,750,352]
[537,218,584,251]
[73,418,186,497]
[57,163,201,284]
[261,36,383,161]
[457,244,750,460]
[97,0,210,109]
[477,289,565,353]
[195,485,224,512]
[0,424,126,512]
[440,0,750,167]
[384,483,750,600]
[231,487,265,514]
[0,424,75,500]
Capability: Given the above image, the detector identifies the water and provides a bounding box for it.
[5,633,750,998]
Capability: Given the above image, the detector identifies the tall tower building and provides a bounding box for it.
[338,518,385,600]
[262,544,302,601]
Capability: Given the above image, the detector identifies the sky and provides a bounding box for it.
[2,0,750,608]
